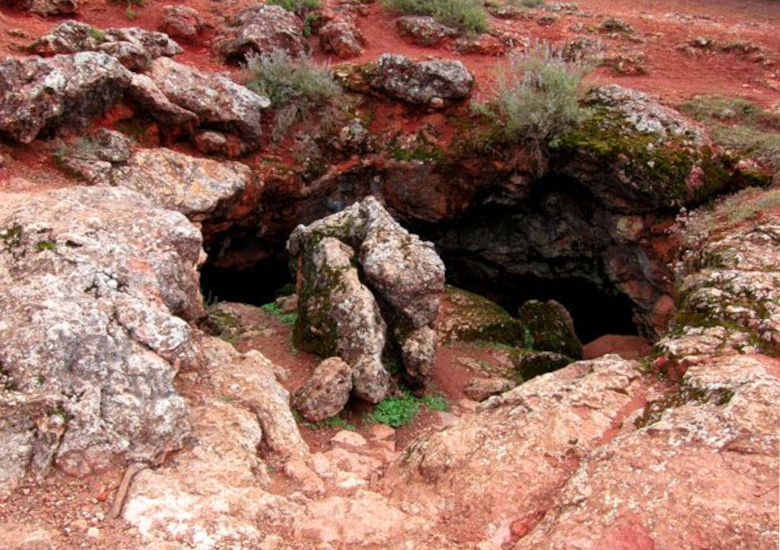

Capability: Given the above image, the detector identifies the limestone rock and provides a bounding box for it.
[110,148,255,222]
[396,16,459,47]
[203,338,309,463]
[511,350,573,381]
[126,72,200,128]
[56,128,133,184]
[159,5,204,42]
[288,197,445,392]
[319,17,366,59]
[213,5,308,63]
[29,21,182,71]
[145,57,270,147]
[372,54,474,106]
[463,377,515,402]
[517,299,583,358]
[0,186,202,493]
[438,286,525,345]
[0,53,131,144]
[293,357,353,422]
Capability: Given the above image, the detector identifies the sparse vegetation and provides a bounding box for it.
[421,394,450,412]
[299,412,356,431]
[680,96,780,181]
[368,390,422,427]
[261,302,298,326]
[245,50,343,141]
[472,41,593,172]
[268,0,321,14]
[383,0,489,34]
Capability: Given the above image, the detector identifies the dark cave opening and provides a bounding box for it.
[199,258,294,307]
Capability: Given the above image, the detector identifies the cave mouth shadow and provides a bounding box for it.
[199,255,639,345]
[447,272,640,344]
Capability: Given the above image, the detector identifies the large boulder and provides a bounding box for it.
[372,54,474,107]
[0,53,131,144]
[553,85,729,212]
[319,17,367,59]
[140,57,270,148]
[213,5,308,63]
[159,5,204,42]
[288,197,446,402]
[517,299,582,358]
[0,186,203,495]
[293,357,353,422]
[8,0,77,16]
[28,21,182,71]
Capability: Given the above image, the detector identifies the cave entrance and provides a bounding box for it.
[445,271,639,344]
[199,258,294,307]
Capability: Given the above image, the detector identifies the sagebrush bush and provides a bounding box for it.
[245,50,343,140]
[473,42,593,171]
[383,0,489,33]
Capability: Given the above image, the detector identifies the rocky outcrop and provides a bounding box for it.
[372,54,475,107]
[0,186,203,495]
[320,17,367,59]
[384,188,780,549]
[159,5,204,42]
[138,57,270,149]
[55,128,133,184]
[288,197,446,405]
[110,148,256,222]
[213,5,308,63]
[28,21,182,71]
[0,53,131,144]
[293,357,353,422]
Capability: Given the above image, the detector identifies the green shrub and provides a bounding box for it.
[507,0,545,7]
[268,0,320,14]
[245,50,343,141]
[421,394,450,412]
[472,41,593,172]
[368,391,421,427]
[383,0,489,34]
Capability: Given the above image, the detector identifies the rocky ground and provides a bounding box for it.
[0,0,779,548]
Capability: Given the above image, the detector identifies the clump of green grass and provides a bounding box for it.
[680,96,780,180]
[383,0,489,34]
[261,302,298,326]
[421,394,450,412]
[300,412,356,431]
[245,50,343,141]
[472,41,593,173]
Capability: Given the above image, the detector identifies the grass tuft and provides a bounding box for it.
[383,0,489,34]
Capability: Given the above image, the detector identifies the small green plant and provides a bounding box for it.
[368,389,421,427]
[507,0,545,6]
[125,7,137,19]
[299,412,356,430]
[36,240,56,251]
[383,0,489,33]
[268,0,321,14]
[261,302,298,325]
[88,27,107,43]
[421,394,450,412]
[245,50,343,141]
[472,41,593,173]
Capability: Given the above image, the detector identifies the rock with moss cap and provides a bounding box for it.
[553,85,732,213]
[437,286,526,346]
[517,299,583,358]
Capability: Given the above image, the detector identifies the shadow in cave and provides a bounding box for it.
[447,272,639,344]
[200,259,294,307]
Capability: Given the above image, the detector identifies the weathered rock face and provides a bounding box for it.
[56,128,133,184]
[0,186,203,494]
[29,21,182,71]
[319,17,367,59]
[288,197,446,405]
[213,5,308,63]
[0,53,131,144]
[372,54,475,106]
[110,148,257,222]
[293,357,353,422]
[8,0,77,16]
[142,57,270,148]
